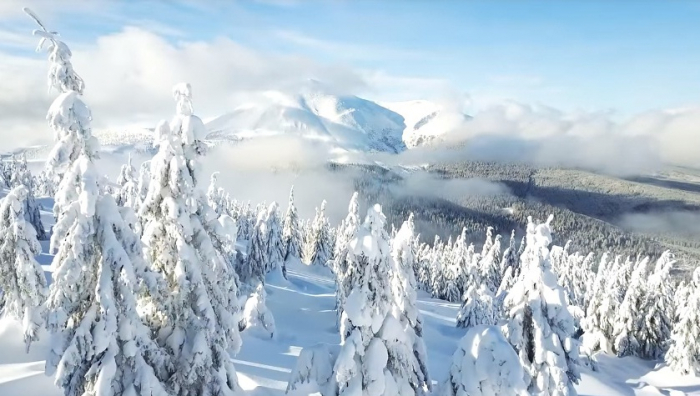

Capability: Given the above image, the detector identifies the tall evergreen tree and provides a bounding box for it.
[139,83,242,395]
[389,213,431,395]
[282,186,301,262]
[306,200,332,267]
[333,204,411,396]
[243,209,269,287]
[665,267,700,375]
[638,251,675,359]
[265,202,286,279]
[499,230,520,280]
[502,215,581,396]
[613,257,650,357]
[27,10,171,394]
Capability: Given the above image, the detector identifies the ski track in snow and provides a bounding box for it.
[0,205,699,395]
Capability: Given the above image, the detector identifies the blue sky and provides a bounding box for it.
[3,0,700,116]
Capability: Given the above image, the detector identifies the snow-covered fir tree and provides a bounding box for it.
[613,256,649,358]
[333,192,360,275]
[305,200,333,267]
[115,154,138,208]
[35,168,57,198]
[389,212,431,395]
[450,228,472,300]
[502,215,581,396]
[266,202,286,280]
[242,282,276,339]
[27,11,172,394]
[15,160,47,241]
[333,192,362,328]
[479,231,502,294]
[243,209,269,286]
[27,10,88,229]
[582,253,614,354]
[638,251,675,360]
[333,204,409,396]
[441,325,528,396]
[456,284,496,330]
[134,160,151,211]
[499,230,520,280]
[0,185,48,349]
[665,266,700,375]
[206,172,230,217]
[139,83,242,395]
[282,186,301,262]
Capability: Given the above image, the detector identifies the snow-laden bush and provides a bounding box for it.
[286,343,339,395]
[441,325,528,396]
[242,283,276,339]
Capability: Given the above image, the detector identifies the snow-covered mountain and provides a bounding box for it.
[381,100,472,148]
[206,83,407,153]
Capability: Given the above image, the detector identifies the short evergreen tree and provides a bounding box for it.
[456,284,496,329]
[242,283,276,339]
[206,172,230,217]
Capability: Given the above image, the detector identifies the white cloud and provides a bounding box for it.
[0,25,367,150]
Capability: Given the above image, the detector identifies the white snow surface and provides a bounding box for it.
[0,250,698,395]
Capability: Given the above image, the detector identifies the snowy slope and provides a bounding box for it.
[206,82,406,154]
[381,100,471,148]
[0,254,698,396]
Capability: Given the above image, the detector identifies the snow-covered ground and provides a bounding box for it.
[1,242,698,396]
